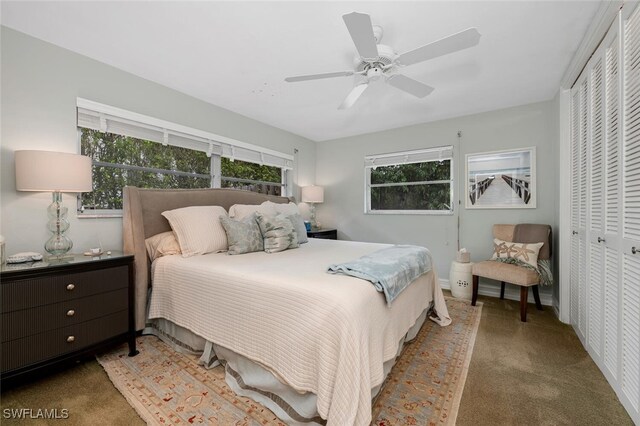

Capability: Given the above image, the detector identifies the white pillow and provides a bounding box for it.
[262,201,299,215]
[161,206,228,257]
[145,231,181,262]
[229,203,277,220]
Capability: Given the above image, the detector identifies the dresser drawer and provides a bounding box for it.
[1,265,128,312]
[1,311,128,373]
[1,288,128,342]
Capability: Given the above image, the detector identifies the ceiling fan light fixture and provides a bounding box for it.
[284,12,480,109]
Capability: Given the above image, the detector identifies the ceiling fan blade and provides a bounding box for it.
[338,83,369,109]
[342,12,379,61]
[387,75,434,98]
[397,28,481,66]
[285,71,355,83]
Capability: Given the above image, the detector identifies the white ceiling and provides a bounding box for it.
[2,1,600,142]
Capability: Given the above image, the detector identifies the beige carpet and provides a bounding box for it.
[94,297,481,425]
[1,293,633,425]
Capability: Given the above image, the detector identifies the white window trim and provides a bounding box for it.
[76,99,292,217]
[364,146,454,215]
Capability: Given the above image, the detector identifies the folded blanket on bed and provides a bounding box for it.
[327,245,432,306]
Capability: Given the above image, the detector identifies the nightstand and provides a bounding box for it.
[0,252,138,386]
[307,228,338,240]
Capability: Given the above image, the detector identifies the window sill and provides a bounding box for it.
[78,210,123,219]
[365,210,454,216]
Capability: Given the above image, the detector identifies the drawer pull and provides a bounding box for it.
[66,284,75,291]
[66,335,75,343]
[66,309,75,317]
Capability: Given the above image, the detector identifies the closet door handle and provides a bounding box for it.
[598,237,605,243]
[572,231,578,235]
[633,247,638,255]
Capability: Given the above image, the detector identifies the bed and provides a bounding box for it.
[122,186,450,426]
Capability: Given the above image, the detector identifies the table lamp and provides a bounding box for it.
[15,150,93,259]
[301,185,324,230]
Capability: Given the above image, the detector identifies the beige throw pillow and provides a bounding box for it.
[229,203,277,220]
[145,231,182,262]
[491,238,544,268]
[162,206,228,257]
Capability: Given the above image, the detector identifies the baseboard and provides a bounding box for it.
[439,279,553,306]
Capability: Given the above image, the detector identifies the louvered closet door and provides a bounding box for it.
[602,26,621,382]
[578,76,589,341]
[622,4,640,415]
[570,72,590,343]
[588,52,605,359]
[570,88,581,335]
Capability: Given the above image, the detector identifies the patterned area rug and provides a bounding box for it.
[98,298,482,425]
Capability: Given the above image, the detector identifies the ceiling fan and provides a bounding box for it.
[284,12,481,109]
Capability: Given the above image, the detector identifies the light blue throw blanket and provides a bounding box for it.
[327,245,432,306]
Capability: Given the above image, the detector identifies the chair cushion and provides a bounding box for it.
[472,261,540,286]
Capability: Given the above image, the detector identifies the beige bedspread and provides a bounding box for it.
[148,239,450,426]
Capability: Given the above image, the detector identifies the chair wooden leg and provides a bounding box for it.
[532,285,543,311]
[500,281,506,299]
[471,275,479,306]
[520,287,528,322]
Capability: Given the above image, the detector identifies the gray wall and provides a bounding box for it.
[315,100,558,299]
[550,91,561,306]
[0,27,316,254]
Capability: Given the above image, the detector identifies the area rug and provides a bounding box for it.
[97,298,482,425]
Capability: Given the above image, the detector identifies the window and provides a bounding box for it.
[364,146,454,214]
[221,157,283,196]
[76,99,292,215]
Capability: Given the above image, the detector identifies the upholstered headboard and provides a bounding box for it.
[123,186,293,330]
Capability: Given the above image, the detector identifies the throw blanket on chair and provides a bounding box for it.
[327,245,432,306]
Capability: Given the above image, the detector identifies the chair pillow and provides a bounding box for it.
[491,238,544,268]
[255,212,299,253]
[161,206,228,257]
[220,213,264,255]
[145,231,181,262]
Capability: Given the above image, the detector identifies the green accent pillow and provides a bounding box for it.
[220,213,264,255]
[255,212,300,253]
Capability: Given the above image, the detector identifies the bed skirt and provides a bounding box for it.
[143,307,429,425]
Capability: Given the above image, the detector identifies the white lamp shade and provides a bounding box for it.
[15,150,93,192]
[301,185,324,203]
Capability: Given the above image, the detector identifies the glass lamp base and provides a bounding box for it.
[45,192,74,259]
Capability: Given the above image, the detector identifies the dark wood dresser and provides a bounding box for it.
[307,228,338,240]
[1,252,138,386]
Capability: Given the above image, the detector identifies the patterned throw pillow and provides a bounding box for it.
[491,238,544,268]
[220,214,264,255]
[286,213,308,244]
[261,201,308,244]
[255,213,300,253]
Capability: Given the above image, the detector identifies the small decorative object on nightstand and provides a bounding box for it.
[307,228,337,240]
[0,252,138,386]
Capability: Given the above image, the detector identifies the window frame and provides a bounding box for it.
[364,146,455,216]
[76,98,296,219]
